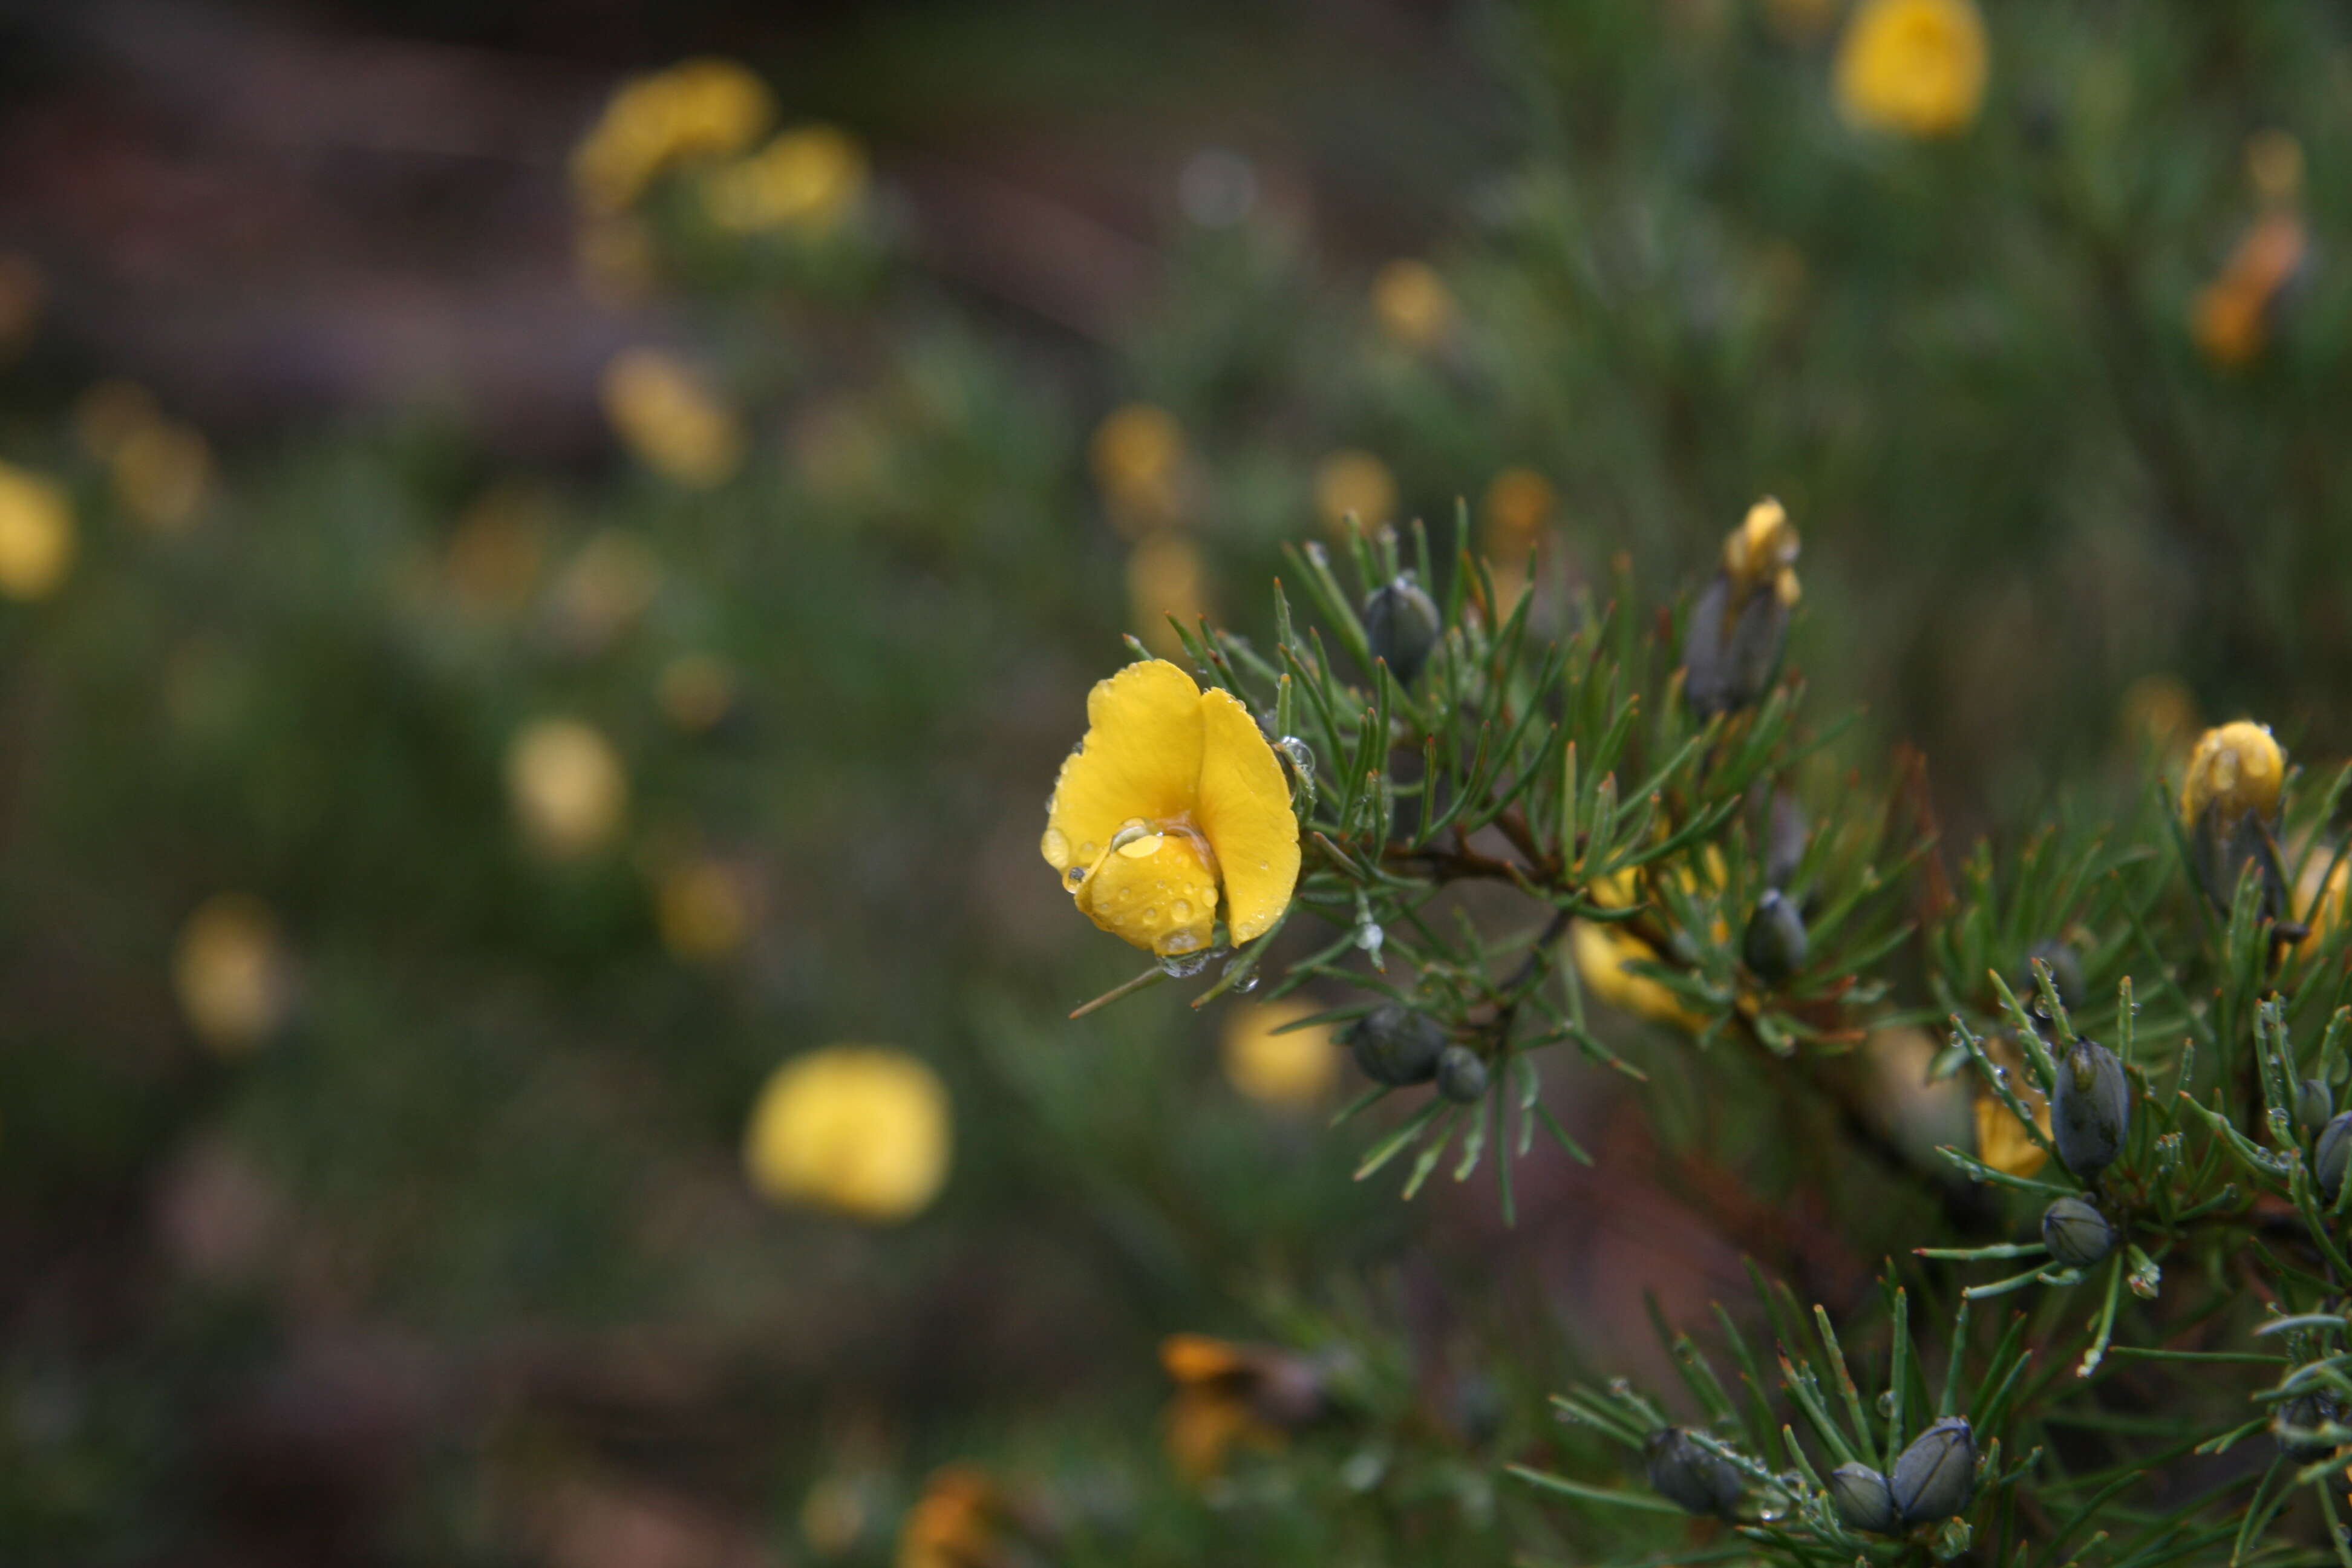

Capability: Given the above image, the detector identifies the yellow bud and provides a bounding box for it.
[1723,497,1800,604]
[174,894,293,1056]
[1221,999,1338,1109]
[507,719,628,859]
[2180,720,2284,828]
[1370,259,1456,351]
[745,1047,950,1223]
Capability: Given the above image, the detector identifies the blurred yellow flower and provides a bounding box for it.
[705,123,868,236]
[507,719,628,860]
[1221,999,1337,1108]
[1091,402,1186,533]
[1126,532,1209,658]
[572,58,776,215]
[1569,860,1721,1031]
[445,483,554,616]
[2117,674,2198,762]
[895,1465,996,1568]
[0,461,74,601]
[1723,495,1802,607]
[1480,466,1557,566]
[1834,0,1988,139]
[1043,659,1300,958]
[2192,211,2306,370]
[746,1046,951,1223]
[0,251,42,357]
[174,893,294,1056]
[2180,720,2284,829]
[1159,1334,1323,1484]
[659,653,737,734]
[1370,258,1456,351]
[549,528,662,651]
[1313,449,1397,536]
[656,856,752,962]
[1974,1088,2049,1178]
[602,349,744,488]
[112,419,212,533]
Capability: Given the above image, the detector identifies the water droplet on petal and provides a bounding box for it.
[1041,828,1070,864]
[1171,899,1192,923]
[1064,867,1085,889]
[1079,841,1097,858]
[1109,819,1152,852]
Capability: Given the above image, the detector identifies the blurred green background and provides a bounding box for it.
[0,0,2345,1562]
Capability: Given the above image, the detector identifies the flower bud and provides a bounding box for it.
[2298,1077,2334,1138]
[1827,1462,1899,1535]
[2040,1196,2114,1269]
[2278,1392,2343,1463]
[1684,573,1791,719]
[1362,575,1442,687]
[1742,888,1808,985]
[2021,938,2083,1021]
[2316,1109,2352,1203]
[1889,1417,1976,1526]
[1436,1044,1489,1103]
[1345,1004,1447,1086]
[2051,1039,2130,1179]
[1642,1426,1743,1519]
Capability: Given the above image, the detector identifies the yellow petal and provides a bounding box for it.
[1074,826,1220,956]
[1194,687,1299,944]
[1042,660,1206,875]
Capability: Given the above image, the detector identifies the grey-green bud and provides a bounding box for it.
[1436,1045,1489,1103]
[2279,1393,2343,1463]
[1889,1417,1976,1526]
[1827,1462,1899,1534]
[2040,1196,2114,1269]
[2051,1039,2130,1179]
[2316,1109,2352,1203]
[1345,1004,1448,1086]
[1362,575,1442,687]
[1742,888,1808,985]
[1643,1426,1743,1519]
[2301,1079,2337,1139]
[1684,572,1791,719]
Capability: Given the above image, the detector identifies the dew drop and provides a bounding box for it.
[1079,841,1098,858]
[1222,956,1260,995]
[1063,867,1085,889]
[1171,899,1192,923]
[1041,827,1070,864]
[1109,820,1153,853]
[1143,906,1160,923]
[1875,1391,1895,1417]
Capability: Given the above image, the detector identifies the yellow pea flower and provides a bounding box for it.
[174,893,294,1056]
[1091,402,1186,534]
[1313,449,1397,535]
[704,123,868,236]
[1723,495,1801,608]
[507,718,627,860]
[745,1047,950,1223]
[1221,999,1337,1108]
[2192,211,2307,371]
[1834,0,1989,139]
[1042,660,1300,958]
[895,1465,998,1568]
[0,460,74,601]
[572,58,776,215]
[1158,1334,1324,1484]
[601,348,744,489]
[1974,1089,2050,1179]
[2180,720,2284,829]
[1370,258,1457,351]
[1569,860,1720,1031]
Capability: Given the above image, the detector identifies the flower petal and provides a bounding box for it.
[1194,688,1299,944]
[1043,659,1206,874]
[1074,827,1219,956]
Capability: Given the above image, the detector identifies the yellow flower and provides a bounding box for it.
[1158,1334,1323,1484]
[1313,449,1397,536]
[507,718,628,860]
[2180,720,2284,829]
[704,123,868,235]
[1091,402,1186,533]
[601,348,744,488]
[2192,210,2307,370]
[174,894,293,1056]
[1370,259,1456,351]
[0,461,74,601]
[1834,0,1989,139]
[746,1046,950,1223]
[1042,660,1300,958]
[1974,1088,2049,1178]
[1126,532,1209,659]
[1569,860,1720,1031]
[1723,495,1800,607]
[2117,674,2198,763]
[1221,999,1337,1108]
[658,653,737,734]
[572,58,776,215]
[894,1465,997,1568]
[1481,467,1557,567]
[656,855,751,962]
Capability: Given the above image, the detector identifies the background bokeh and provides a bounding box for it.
[0,1,2346,1562]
